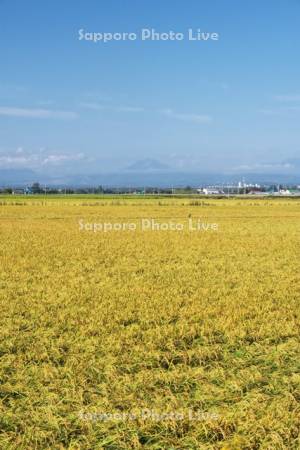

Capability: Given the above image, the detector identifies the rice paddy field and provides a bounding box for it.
[0,196,299,449]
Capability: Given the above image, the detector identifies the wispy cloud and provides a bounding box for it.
[161,108,212,124]
[36,100,56,107]
[259,106,300,116]
[218,82,229,92]
[80,102,144,113]
[83,92,113,102]
[42,153,85,165]
[0,155,31,165]
[0,148,86,168]
[273,94,300,102]
[233,162,294,171]
[0,84,28,99]
[0,106,78,119]
[259,109,284,116]
[115,105,144,112]
[80,102,211,123]
[80,102,106,111]
[284,106,300,111]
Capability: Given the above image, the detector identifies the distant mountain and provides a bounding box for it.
[1,169,299,188]
[48,172,222,187]
[0,169,37,186]
[126,158,170,171]
[39,172,300,188]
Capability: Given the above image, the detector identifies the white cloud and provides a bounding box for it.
[80,102,211,123]
[260,106,300,116]
[0,84,28,98]
[80,102,106,111]
[42,153,85,165]
[36,100,55,106]
[0,149,86,168]
[80,102,144,113]
[218,82,229,92]
[83,92,112,102]
[161,108,212,124]
[116,105,144,112]
[285,106,300,111]
[0,155,32,165]
[273,94,300,102]
[233,163,294,171]
[259,109,284,116]
[0,106,78,119]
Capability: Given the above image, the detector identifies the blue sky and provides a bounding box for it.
[0,0,300,175]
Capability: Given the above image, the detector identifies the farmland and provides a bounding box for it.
[0,197,299,449]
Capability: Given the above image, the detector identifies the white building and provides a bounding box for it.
[202,188,224,195]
